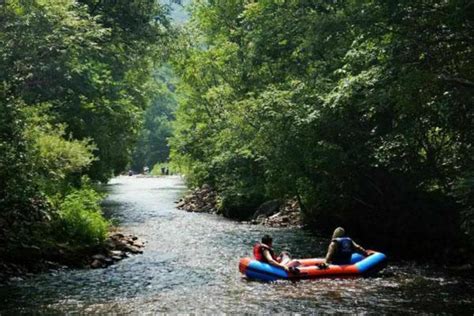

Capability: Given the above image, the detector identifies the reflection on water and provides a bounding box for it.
[0,176,473,314]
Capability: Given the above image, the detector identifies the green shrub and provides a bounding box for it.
[56,187,109,247]
[23,105,96,196]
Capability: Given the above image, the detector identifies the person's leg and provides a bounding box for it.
[287,260,301,267]
[279,251,291,265]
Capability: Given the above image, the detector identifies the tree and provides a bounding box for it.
[131,66,177,172]
[170,0,474,256]
[0,0,171,259]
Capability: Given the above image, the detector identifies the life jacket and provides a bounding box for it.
[332,237,353,264]
[253,243,278,263]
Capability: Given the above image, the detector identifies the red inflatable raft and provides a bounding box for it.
[239,251,387,281]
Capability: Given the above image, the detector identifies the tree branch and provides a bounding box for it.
[438,75,474,88]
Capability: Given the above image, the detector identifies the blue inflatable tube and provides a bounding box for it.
[239,251,387,282]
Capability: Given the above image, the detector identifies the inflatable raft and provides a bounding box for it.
[239,251,387,282]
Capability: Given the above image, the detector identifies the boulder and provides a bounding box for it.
[104,239,116,249]
[269,211,282,219]
[253,200,281,219]
[177,185,218,214]
[109,250,125,257]
[112,240,128,251]
[110,233,124,239]
[90,259,103,269]
[132,240,144,248]
[92,254,107,261]
[103,257,113,265]
[125,245,143,254]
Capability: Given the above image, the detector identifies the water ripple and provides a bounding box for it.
[0,176,473,314]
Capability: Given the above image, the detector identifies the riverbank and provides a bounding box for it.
[0,231,145,284]
[176,184,474,267]
[175,185,303,228]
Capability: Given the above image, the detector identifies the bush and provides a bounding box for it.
[56,186,109,247]
[23,105,96,196]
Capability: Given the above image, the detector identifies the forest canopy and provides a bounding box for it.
[169,0,473,257]
[0,0,472,262]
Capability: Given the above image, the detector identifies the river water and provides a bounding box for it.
[0,176,473,314]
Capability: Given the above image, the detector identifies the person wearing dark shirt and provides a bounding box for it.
[323,227,368,266]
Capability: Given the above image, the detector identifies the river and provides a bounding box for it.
[0,176,473,314]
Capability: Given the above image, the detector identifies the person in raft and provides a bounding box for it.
[253,234,290,272]
[322,227,369,267]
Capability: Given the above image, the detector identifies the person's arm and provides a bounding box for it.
[352,241,368,256]
[324,241,337,264]
[263,249,289,271]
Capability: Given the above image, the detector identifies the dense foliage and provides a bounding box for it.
[131,66,178,173]
[170,0,473,257]
[0,0,169,260]
[55,184,108,246]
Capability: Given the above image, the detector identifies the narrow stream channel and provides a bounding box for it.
[0,176,473,314]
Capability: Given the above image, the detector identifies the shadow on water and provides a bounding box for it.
[0,176,473,314]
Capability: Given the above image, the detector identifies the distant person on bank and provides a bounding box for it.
[253,234,290,272]
[322,227,369,267]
